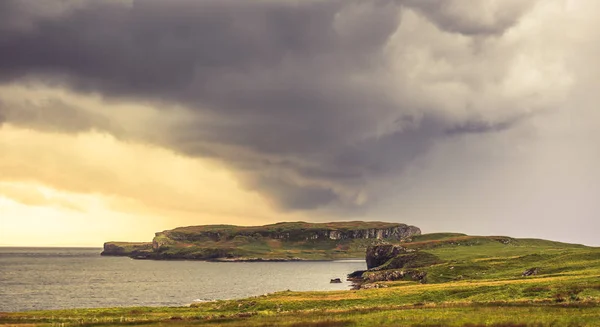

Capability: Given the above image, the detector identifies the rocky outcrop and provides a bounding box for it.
[101,242,153,256]
[350,243,442,288]
[366,243,441,270]
[366,244,408,269]
[362,269,427,283]
[347,270,367,280]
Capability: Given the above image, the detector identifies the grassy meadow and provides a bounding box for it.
[2,234,599,326]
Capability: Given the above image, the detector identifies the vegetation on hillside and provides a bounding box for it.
[169,221,406,234]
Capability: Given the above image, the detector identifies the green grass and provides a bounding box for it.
[5,233,600,326]
[3,276,599,326]
[407,232,468,242]
[170,221,406,234]
[406,237,599,284]
[5,304,598,327]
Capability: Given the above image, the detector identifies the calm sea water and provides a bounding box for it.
[0,247,365,312]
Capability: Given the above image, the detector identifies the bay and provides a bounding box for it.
[0,247,365,312]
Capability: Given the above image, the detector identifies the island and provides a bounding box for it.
[101,221,421,261]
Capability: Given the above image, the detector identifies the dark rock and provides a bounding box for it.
[366,244,442,270]
[357,244,441,288]
[366,243,407,269]
[362,269,427,284]
[347,270,367,279]
[522,267,540,276]
[361,283,388,289]
[330,278,342,283]
[101,242,153,256]
[364,269,406,282]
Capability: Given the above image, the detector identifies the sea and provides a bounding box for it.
[0,247,366,312]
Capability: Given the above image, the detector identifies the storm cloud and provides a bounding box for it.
[403,0,538,36]
[0,0,598,231]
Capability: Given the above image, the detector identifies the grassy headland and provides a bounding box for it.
[3,232,599,326]
[101,221,421,260]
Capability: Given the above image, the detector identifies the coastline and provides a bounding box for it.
[102,252,364,262]
[3,236,600,325]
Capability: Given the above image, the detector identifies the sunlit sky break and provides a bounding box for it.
[1,0,599,247]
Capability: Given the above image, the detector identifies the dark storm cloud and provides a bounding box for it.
[403,0,537,36]
[0,0,530,210]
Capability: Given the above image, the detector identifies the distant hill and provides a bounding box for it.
[354,233,595,286]
[101,221,421,260]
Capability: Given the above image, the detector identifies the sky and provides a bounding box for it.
[0,0,599,247]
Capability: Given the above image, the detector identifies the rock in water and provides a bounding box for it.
[330,278,342,283]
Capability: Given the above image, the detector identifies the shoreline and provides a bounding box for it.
[101,252,364,262]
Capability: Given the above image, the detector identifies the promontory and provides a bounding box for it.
[101,221,421,261]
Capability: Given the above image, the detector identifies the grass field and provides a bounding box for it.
[3,234,599,326]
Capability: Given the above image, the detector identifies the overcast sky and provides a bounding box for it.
[1,0,598,246]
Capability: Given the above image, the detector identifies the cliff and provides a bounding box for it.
[101,242,153,257]
[102,221,421,261]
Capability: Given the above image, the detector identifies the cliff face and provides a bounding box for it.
[351,243,442,286]
[103,221,422,261]
[154,223,420,247]
[365,243,407,269]
[101,242,152,256]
